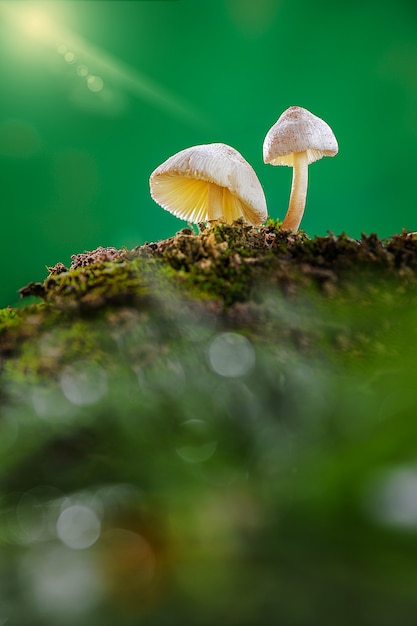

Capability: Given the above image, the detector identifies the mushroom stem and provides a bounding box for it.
[281,151,309,233]
[206,181,224,223]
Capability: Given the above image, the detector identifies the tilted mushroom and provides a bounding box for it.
[263,106,338,233]
[149,143,268,227]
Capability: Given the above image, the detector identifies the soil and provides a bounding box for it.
[2,219,417,381]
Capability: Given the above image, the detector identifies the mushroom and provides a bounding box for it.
[149,142,267,227]
[263,106,338,233]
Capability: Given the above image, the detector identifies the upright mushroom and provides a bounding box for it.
[149,143,267,227]
[263,106,338,233]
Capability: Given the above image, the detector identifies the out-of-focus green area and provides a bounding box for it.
[2,266,417,624]
[0,0,417,307]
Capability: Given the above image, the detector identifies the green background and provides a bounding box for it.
[0,0,416,308]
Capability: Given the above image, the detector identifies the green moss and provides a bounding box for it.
[3,222,417,625]
[2,222,417,383]
[0,307,20,331]
[42,258,152,311]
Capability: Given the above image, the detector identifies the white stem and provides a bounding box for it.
[281,151,309,233]
[206,182,224,223]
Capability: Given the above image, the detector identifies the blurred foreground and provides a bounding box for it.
[1,226,417,625]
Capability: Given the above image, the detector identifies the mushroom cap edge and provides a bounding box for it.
[150,142,268,226]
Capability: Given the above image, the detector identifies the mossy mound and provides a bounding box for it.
[2,221,417,626]
[17,219,417,308]
[2,220,417,379]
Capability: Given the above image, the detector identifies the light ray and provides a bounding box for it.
[0,2,211,128]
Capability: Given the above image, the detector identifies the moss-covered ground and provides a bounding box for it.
[4,219,417,375]
[2,220,417,625]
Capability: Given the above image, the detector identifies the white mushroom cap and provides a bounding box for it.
[263,106,338,166]
[149,142,268,227]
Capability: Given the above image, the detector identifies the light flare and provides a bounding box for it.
[0,2,210,127]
